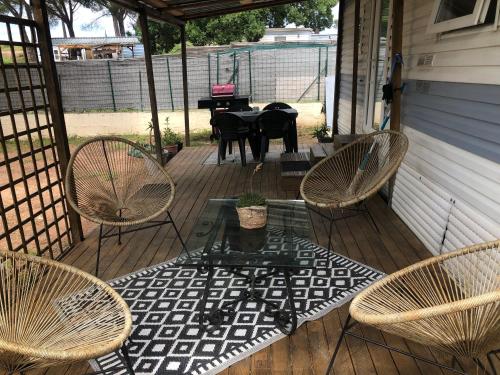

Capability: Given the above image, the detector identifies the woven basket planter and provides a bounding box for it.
[236,205,267,229]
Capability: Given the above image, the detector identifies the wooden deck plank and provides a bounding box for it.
[38,145,481,375]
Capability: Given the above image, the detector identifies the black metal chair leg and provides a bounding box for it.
[217,139,223,165]
[260,135,267,163]
[96,224,104,277]
[364,206,381,233]
[120,343,135,375]
[325,314,352,375]
[238,137,246,166]
[167,211,189,257]
[328,210,334,251]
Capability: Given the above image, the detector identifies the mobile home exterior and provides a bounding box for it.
[336,0,500,255]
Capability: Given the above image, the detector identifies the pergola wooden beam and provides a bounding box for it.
[180,24,191,146]
[390,0,404,131]
[350,0,360,135]
[138,9,164,164]
[332,0,344,135]
[32,0,83,243]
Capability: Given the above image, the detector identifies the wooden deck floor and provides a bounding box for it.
[41,145,484,375]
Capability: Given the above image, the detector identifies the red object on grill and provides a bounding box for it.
[211,83,235,97]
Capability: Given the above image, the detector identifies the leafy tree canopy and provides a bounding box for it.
[136,0,337,54]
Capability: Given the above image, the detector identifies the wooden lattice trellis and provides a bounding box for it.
[0,14,77,259]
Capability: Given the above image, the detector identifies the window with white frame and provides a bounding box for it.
[427,0,499,33]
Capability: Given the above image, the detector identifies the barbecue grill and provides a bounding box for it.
[198,84,251,140]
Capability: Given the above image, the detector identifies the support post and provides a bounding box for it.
[248,50,252,99]
[216,52,220,84]
[388,0,404,205]
[180,24,190,146]
[333,0,345,135]
[317,47,322,101]
[390,0,404,131]
[32,0,83,242]
[107,60,116,112]
[208,53,211,95]
[139,70,143,111]
[139,10,163,164]
[351,0,361,135]
[166,57,174,111]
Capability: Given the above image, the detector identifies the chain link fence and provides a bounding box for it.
[55,44,337,112]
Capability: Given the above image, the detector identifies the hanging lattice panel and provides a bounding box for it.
[0,15,73,258]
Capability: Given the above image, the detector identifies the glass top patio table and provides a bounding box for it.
[175,199,316,269]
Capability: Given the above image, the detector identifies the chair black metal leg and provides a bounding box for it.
[120,343,135,375]
[96,224,104,277]
[217,139,223,165]
[364,205,381,233]
[260,135,267,163]
[167,211,189,258]
[328,210,334,251]
[238,137,246,166]
[228,140,233,155]
[325,314,352,375]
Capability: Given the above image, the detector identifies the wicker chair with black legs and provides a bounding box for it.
[300,130,408,250]
[65,136,187,277]
[326,240,500,375]
[256,109,293,162]
[0,250,134,375]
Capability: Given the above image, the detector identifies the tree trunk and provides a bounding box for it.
[112,16,121,36]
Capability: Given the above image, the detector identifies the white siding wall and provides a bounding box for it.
[393,128,500,255]
[390,0,500,255]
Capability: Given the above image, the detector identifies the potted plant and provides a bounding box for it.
[312,123,333,143]
[162,117,183,155]
[236,163,267,229]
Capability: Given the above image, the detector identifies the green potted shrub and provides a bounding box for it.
[236,163,267,229]
[162,117,183,155]
[312,123,333,143]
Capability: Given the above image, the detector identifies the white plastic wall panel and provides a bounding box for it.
[392,128,500,255]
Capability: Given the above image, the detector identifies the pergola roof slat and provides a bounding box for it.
[109,0,304,23]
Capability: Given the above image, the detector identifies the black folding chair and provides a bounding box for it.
[263,102,292,110]
[256,110,292,162]
[213,112,250,166]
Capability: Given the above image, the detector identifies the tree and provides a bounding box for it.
[187,11,266,46]
[46,0,81,37]
[266,0,338,33]
[81,0,132,36]
[136,0,337,53]
[135,21,180,55]
[0,0,33,21]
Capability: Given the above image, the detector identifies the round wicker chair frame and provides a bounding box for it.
[0,250,132,373]
[66,136,175,227]
[326,241,499,375]
[65,136,184,276]
[350,240,500,357]
[300,130,409,210]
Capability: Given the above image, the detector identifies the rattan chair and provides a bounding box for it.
[0,250,134,375]
[300,130,408,249]
[65,136,186,276]
[326,240,500,374]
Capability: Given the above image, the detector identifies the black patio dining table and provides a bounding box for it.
[221,108,299,160]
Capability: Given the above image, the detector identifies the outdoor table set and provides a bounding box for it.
[215,108,299,163]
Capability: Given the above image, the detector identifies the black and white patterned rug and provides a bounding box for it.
[91,242,383,375]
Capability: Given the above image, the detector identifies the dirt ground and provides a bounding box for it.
[61,102,324,137]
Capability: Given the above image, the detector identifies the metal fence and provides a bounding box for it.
[55,44,337,112]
